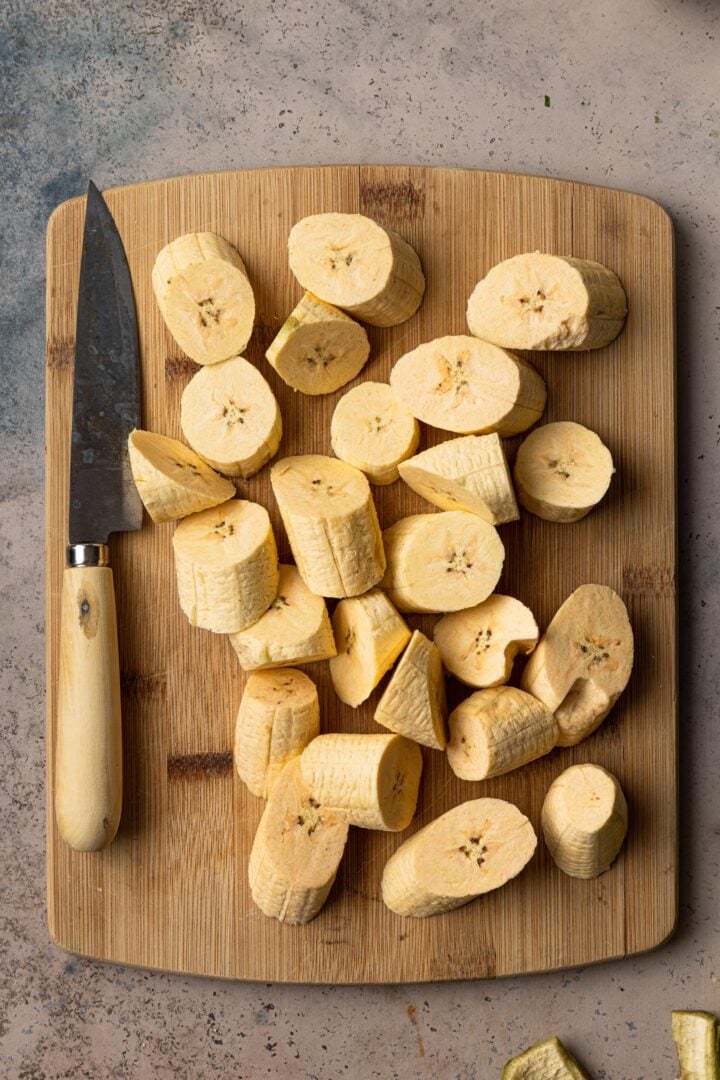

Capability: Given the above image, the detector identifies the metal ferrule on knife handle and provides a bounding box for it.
[67,543,110,568]
[54,182,142,852]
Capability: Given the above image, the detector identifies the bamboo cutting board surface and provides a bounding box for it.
[45,166,676,983]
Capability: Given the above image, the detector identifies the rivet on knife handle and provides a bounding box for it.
[55,545,122,851]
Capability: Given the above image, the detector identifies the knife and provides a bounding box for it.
[54,181,142,852]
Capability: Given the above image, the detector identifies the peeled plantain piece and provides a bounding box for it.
[521,584,633,746]
[248,758,349,924]
[374,631,448,751]
[381,511,504,614]
[467,251,626,352]
[229,564,336,671]
[172,499,278,634]
[288,213,425,327]
[234,669,319,798]
[382,796,537,917]
[152,232,255,364]
[300,732,423,832]
[271,454,385,599]
[390,335,546,437]
[541,764,628,879]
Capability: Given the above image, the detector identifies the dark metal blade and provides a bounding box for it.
[69,181,142,544]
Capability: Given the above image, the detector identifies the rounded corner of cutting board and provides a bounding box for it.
[621,188,674,233]
[46,193,85,243]
[632,902,680,960]
[45,904,81,959]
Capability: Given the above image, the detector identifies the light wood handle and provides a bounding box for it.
[55,566,122,851]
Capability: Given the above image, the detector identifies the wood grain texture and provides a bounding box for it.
[55,566,122,851]
[45,165,676,983]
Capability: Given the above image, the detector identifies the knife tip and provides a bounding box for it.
[87,179,101,199]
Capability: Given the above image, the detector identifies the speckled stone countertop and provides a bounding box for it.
[2,1,719,1076]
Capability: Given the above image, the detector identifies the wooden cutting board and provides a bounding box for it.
[45,165,677,983]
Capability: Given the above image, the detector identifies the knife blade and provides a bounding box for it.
[55,181,142,853]
[69,180,142,543]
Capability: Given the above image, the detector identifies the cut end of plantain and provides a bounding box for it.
[266,292,370,394]
[381,796,537,917]
[248,758,349,924]
[521,584,633,746]
[398,433,519,524]
[434,594,539,688]
[381,510,504,613]
[331,381,420,485]
[152,232,255,364]
[172,498,278,633]
[514,421,614,523]
[375,630,448,750]
[329,588,411,708]
[542,763,628,879]
[128,428,236,524]
[180,356,281,478]
[271,454,385,598]
[300,732,423,832]
[467,251,627,352]
[502,1036,591,1079]
[390,335,546,437]
[288,213,425,326]
[229,563,336,670]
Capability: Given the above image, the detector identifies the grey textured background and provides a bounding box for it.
[1,0,718,1076]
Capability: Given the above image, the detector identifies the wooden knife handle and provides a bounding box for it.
[55,562,122,851]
